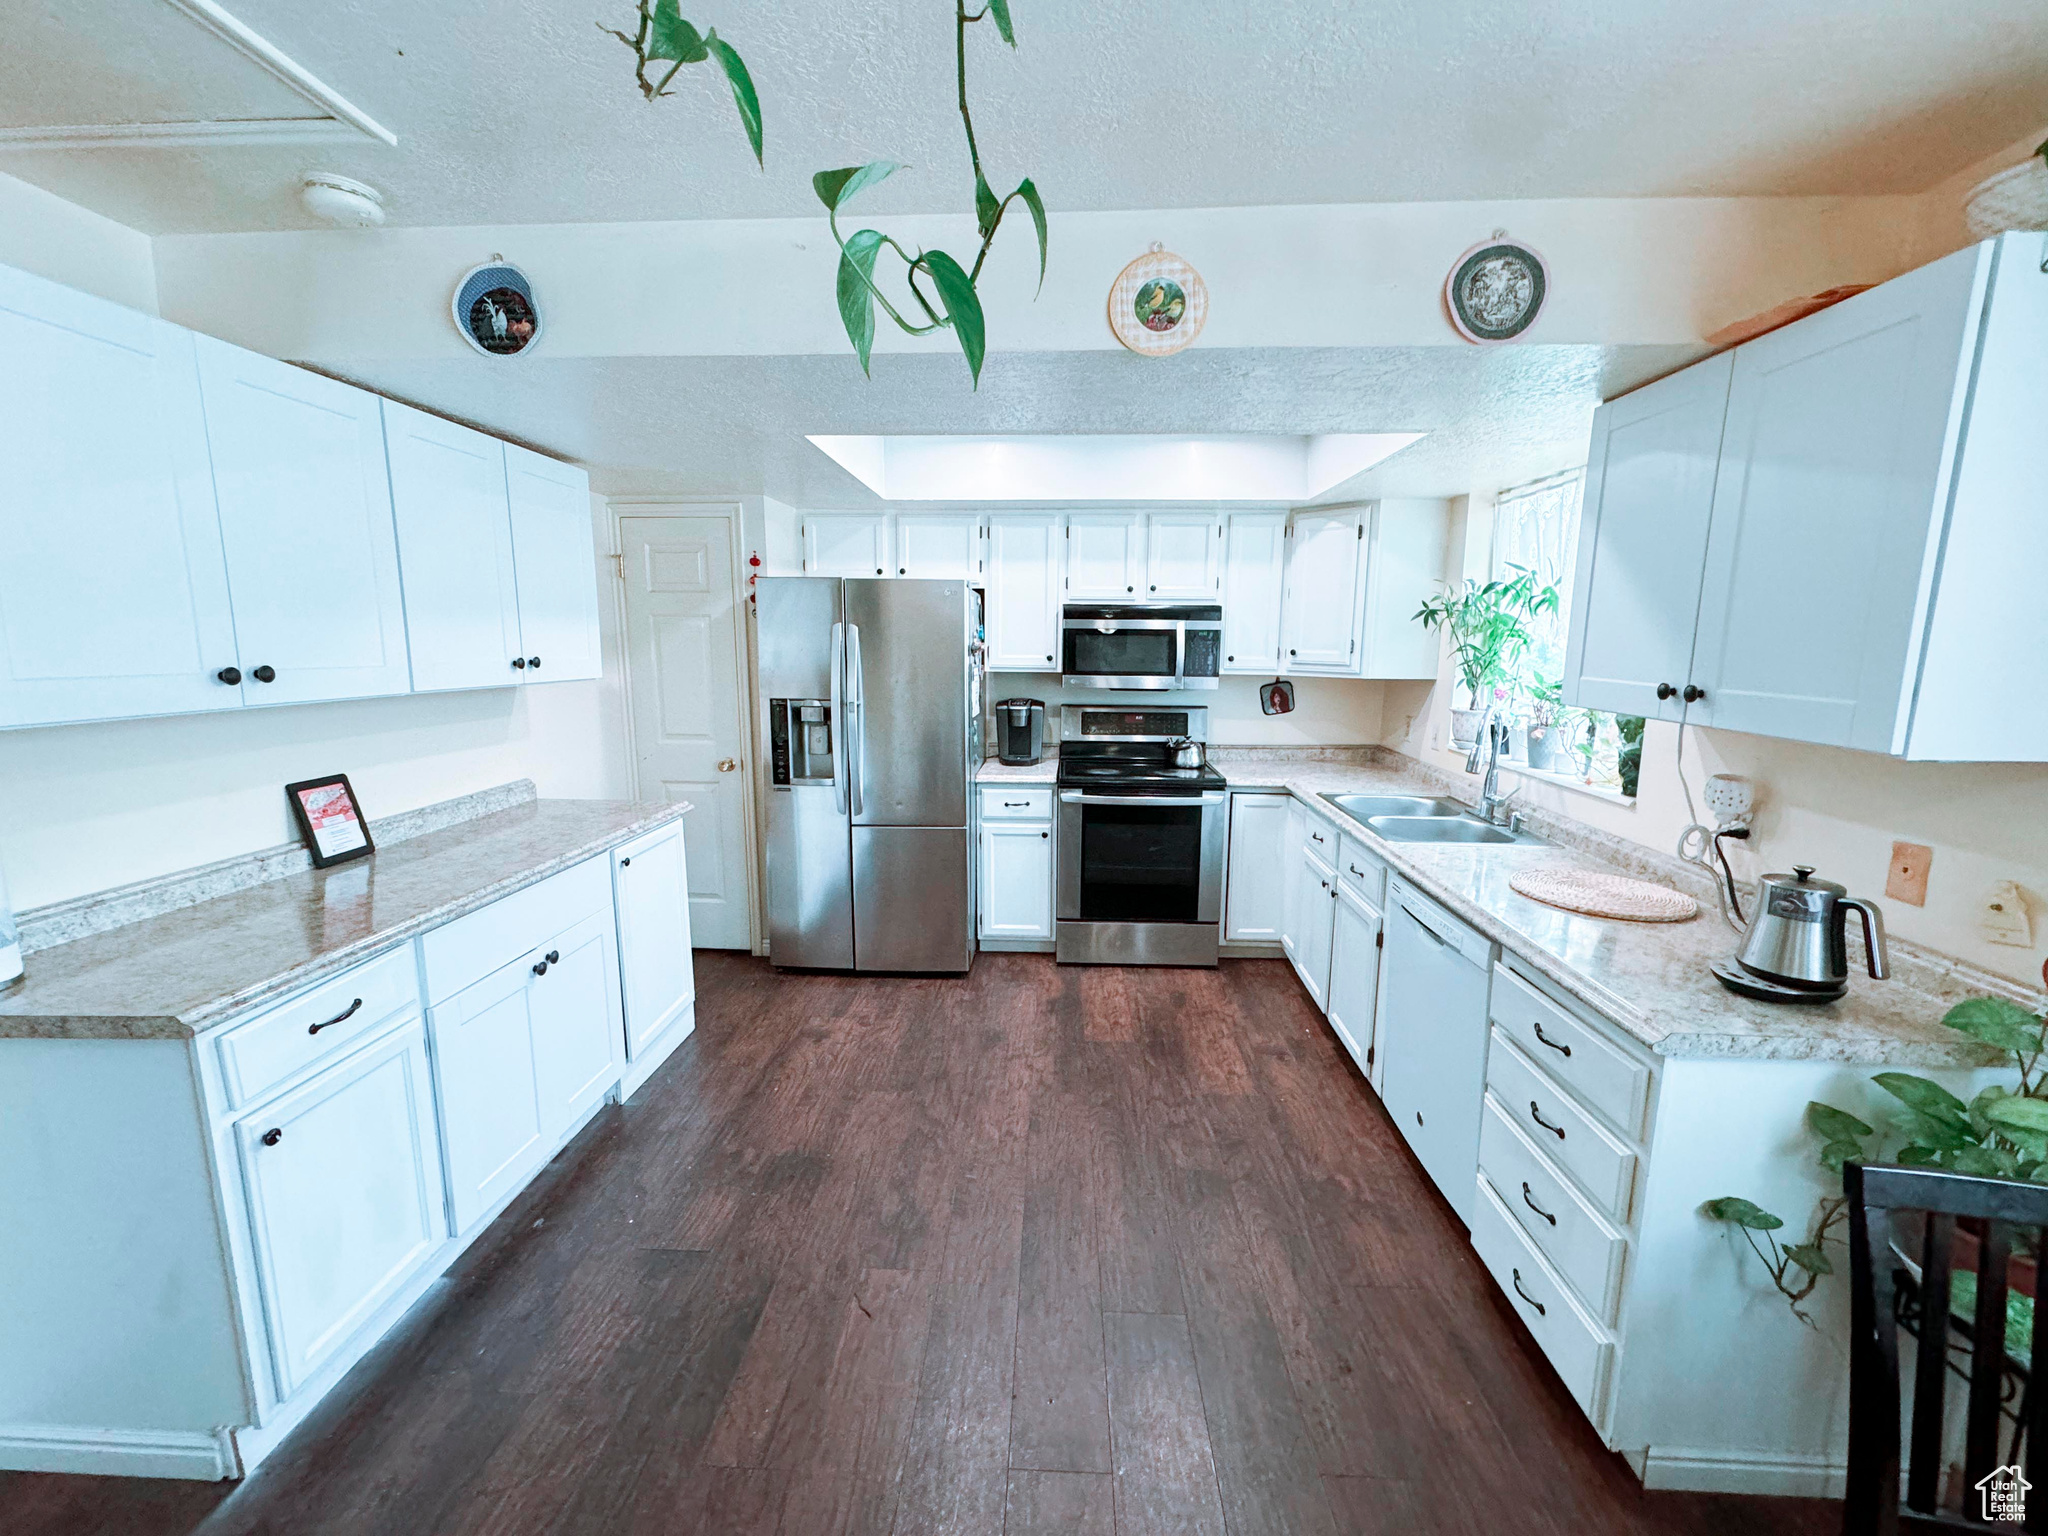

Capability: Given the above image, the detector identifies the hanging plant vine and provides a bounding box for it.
[816,0,1047,387]
[600,0,763,166]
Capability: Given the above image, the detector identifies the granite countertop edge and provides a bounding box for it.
[2,800,693,1043]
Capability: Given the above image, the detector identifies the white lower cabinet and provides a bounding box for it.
[235,1020,444,1399]
[1324,880,1381,1075]
[1290,843,1337,1009]
[980,815,1055,941]
[1223,791,1289,942]
[613,823,696,1060]
[433,955,550,1236]
[527,910,623,1142]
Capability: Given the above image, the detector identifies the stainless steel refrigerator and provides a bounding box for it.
[756,577,982,972]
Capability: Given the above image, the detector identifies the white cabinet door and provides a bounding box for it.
[1562,357,1732,722]
[986,514,1060,669]
[431,956,547,1235]
[1359,501,1451,679]
[383,401,522,693]
[194,336,411,706]
[1325,882,1382,1075]
[979,819,1054,939]
[896,514,982,579]
[505,445,602,683]
[1221,513,1287,673]
[1688,251,1986,752]
[527,909,621,1140]
[1145,511,1221,597]
[803,513,891,577]
[0,267,238,728]
[1291,846,1337,1009]
[1224,792,1288,942]
[613,823,695,1060]
[1064,513,1142,598]
[236,1020,443,1399]
[1280,796,1305,960]
[1281,507,1364,673]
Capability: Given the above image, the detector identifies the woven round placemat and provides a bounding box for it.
[1510,866,1698,922]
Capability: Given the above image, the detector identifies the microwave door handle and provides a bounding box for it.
[846,621,865,818]
[1174,619,1186,685]
[828,623,849,815]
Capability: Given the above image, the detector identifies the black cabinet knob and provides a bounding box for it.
[1041,831,1048,839]
[252,665,276,683]
[1655,682,1675,700]
[261,1127,283,1147]
[512,657,527,670]
[619,856,630,867]
[545,950,560,965]
[899,567,906,575]
[1045,654,1053,662]
[216,666,243,686]
[527,656,541,670]
[875,568,883,575]
[1227,655,1235,663]
[1125,586,1133,593]
[1149,585,1156,591]
[1682,683,1706,703]
[1289,648,1297,657]
[532,959,550,977]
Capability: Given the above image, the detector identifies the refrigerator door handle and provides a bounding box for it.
[846,621,866,817]
[829,621,849,816]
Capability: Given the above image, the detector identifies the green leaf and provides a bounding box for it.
[1873,1072,1971,1128]
[812,161,903,212]
[1703,1197,1784,1231]
[986,0,1016,46]
[1818,1138,1865,1175]
[1948,1144,2010,1178]
[1897,1144,1943,1166]
[1807,1102,1874,1144]
[1904,1111,1978,1153]
[974,173,1000,240]
[703,30,762,166]
[645,0,709,62]
[1785,1242,1833,1277]
[919,249,985,386]
[1944,997,2046,1054]
[1986,1096,2048,1137]
[1016,176,1047,294]
[835,229,885,377]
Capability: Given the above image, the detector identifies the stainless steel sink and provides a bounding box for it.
[1365,815,1521,844]
[1320,793,1469,820]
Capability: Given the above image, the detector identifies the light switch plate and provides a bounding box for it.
[1885,841,1931,907]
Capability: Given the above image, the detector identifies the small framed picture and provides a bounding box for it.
[285,774,375,868]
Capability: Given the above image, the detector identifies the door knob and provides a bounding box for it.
[1655,682,1675,700]
[718,758,739,772]
[252,665,276,683]
[1682,684,1706,703]
[216,666,243,686]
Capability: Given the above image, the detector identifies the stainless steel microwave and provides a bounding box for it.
[1059,602,1222,690]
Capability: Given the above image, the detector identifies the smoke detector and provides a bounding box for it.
[301,173,385,228]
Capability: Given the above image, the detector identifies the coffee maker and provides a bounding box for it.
[994,698,1045,766]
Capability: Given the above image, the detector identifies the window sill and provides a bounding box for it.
[1505,762,1636,807]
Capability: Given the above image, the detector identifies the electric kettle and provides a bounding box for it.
[1715,864,1889,1003]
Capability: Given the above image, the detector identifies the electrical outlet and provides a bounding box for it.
[1885,841,1931,907]
[1983,881,2033,948]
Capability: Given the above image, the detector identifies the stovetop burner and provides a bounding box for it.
[1057,754,1229,792]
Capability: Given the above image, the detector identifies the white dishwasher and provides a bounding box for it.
[1376,876,1496,1227]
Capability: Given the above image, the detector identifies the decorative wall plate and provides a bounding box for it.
[453,259,542,357]
[1443,232,1548,344]
[1108,245,1208,356]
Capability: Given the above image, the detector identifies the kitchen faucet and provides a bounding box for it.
[1463,710,1518,826]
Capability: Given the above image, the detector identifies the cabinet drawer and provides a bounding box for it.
[420,855,611,1005]
[1302,814,1337,861]
[1336,835,1386,909]
[1486,1030,1638,1222]
[216,946,420,1110]
[1491,964,1650,1139]
[1479,1093,1629,1323]
[1471,1176,1613,1424]
[980,786,1053,820]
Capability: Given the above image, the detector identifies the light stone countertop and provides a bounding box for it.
[976,752,1059,784]
[0,799,692,1041]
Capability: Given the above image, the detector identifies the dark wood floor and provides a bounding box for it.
[6,952,1836,1536]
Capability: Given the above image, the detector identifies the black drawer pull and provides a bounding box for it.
[1349,864,1365,877]
[1521,1182,1557,1226]
[1511,1267,1546,1316]
[308,997,363,1035]
[1532,1021,1571,1057]
[1530,1101,1566,1139]
[260,1127,283,1147]
[1003,801,1032,807]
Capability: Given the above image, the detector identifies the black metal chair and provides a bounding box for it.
[1844,1161,2048,1531]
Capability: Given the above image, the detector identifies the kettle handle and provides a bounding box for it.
[1840,897,1890,981]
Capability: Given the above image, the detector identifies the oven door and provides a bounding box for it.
[1060,617,1180,690]
[1057,789,1226,926]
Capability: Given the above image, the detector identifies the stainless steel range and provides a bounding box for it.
[1055,704,1228,967]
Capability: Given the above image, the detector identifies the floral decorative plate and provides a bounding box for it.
[1443,234,1548,344]
[1108,246,1208,356]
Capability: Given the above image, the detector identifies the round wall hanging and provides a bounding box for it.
[1107,245,1207,356]
[452,259,542,357]
[1443,231,1548,344]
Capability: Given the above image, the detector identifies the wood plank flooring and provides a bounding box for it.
[3,953,1837,1536]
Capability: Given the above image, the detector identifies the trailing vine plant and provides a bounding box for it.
[600,0,763,165]
[816,0,1047,387]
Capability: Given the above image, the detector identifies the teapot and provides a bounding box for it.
[1733,864,1889,1000]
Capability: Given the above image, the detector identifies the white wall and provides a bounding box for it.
[0,169,158,314]
[991,674,1385,749]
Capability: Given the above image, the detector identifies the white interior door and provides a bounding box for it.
[896,514,982,579]
[1221,513,1287,672]
[619,512,753,949]
[505,445,602,683]
[1065,513,1141,598]
[1281,508,1364,672]
[986,514,1060,669]
[1145,511,1221,597]
[383,401,522,693]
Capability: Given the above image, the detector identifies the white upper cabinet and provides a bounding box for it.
[1221,513,1288,672]
[504,445,602,683]
[384,402,522,693]
[803,513,891,577]
[1358,501,1452,679]
[1065,512,1142,598]
[1280,506,1365,672]
[1144,511,1222,597]
[1563,356,1733,723]
[895,514,983,579]
[0,266,238,728]
[194,336,412,706]
[986,514,1060,669]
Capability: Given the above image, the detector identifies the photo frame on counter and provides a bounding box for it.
[285,774,375,868]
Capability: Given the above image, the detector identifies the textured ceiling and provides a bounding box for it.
[2,0,2044,233]
[322,342,1702,506]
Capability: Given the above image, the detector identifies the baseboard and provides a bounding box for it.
[0,1423,237,1480]
[1641,1446,1846,1498]
[623,1001,696,1100]
[978,938,1055,953]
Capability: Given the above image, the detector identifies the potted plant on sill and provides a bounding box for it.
[1523,674,1565,771]
[1414,566,1560,749]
